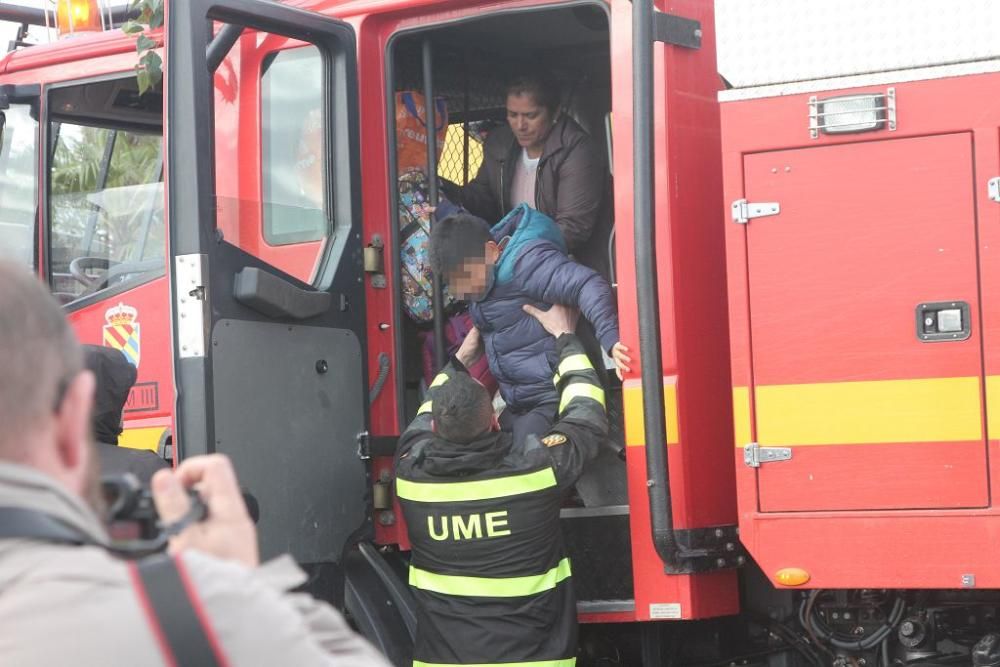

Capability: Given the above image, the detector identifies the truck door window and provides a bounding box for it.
[261,45,326,246]
[48,122,163,301]
[0,104,39,270]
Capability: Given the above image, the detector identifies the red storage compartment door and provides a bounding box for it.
[744,133,987,512]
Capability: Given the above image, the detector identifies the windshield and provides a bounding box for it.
[0,104,39,269]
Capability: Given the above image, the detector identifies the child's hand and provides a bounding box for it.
[611,342,631,381]
[456,327,483,367]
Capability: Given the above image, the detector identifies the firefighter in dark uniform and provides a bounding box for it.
[395,303,607,667]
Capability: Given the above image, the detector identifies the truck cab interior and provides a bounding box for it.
[45,76,164,305]
[388,3,627,509]
[385,1,636,619]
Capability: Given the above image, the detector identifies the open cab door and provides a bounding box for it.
[165,1,367,570]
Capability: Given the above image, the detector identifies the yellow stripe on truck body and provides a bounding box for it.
[622,379,679,447]
[118,426,167,453]
[741,376,982,447]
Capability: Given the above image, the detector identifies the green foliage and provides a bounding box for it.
[50,125,164,264]
[52,126,161,194]
[121,0,164,95]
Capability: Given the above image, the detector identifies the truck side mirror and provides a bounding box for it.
[0,111,6,148]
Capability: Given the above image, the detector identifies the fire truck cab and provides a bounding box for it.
[0,0,739,664]
[11,0,1000,665]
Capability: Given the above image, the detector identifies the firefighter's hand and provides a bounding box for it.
[611,342,632,381]
[456,326,483,367]
[151,454,259,568]
[523,303,579,337]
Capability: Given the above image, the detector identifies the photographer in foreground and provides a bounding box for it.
[0,261,388,667]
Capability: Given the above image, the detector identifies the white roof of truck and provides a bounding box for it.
[716,0,1000,100]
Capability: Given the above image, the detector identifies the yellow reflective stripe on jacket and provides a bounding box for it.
[552,354,594,386]
[409,558,572,598]
[558,383,605,413]
[417,400,433,415]
[429,373,449,388]
[396,468,557,503]
[413,659,576,667]
[558,354,594,377]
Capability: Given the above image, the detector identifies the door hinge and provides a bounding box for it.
[743,442,792,468]
[174,254,208,359]
[988,177,1000,203]
[356,430,371,460]
[732,199,781,224]
[364,235,385,273]
[652,11,702,49]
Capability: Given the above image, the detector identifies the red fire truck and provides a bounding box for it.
[1,0,998,664]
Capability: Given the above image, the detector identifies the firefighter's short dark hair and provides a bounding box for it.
[431,371,494,444]
[505,71,561,115]
[428,212,492,278]
[0,261,83,457]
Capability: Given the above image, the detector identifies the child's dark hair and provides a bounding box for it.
[505,71,561,115]
[429,213,492,277]
[432,372,494,443]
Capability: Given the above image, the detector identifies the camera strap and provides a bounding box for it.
[0,506,96,545]
[0,507,227,667]
[128,554,229,667]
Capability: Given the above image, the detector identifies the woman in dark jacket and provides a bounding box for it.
[443,72,612,276]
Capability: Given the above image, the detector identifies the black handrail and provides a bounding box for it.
[422,39,446,369]
[632,0,685,571]
[207,23,244,73]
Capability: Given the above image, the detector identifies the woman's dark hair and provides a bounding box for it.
[505,71,561,115]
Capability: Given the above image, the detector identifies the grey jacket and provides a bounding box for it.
[444,115,612,276]
[0,462,389,667]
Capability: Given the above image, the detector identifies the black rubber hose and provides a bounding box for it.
[751,614,825,667]
[800,591,906,652]
[369,353,391,404]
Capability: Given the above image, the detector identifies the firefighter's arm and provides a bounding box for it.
[395,340,475,459]
[522,304,608,488]
[542,332,608,488]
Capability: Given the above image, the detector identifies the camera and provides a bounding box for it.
[100,473,259,557]
[101,473,160,540]
[100,473,208,554]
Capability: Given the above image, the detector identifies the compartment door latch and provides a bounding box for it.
[744,442,792,468]
[732,199,780,224]
[988,177,1000,203]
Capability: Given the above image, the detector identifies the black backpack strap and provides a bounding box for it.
[128,553,229,667]
[0,506,94,545]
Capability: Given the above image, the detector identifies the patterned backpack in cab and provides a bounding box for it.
[398,169,456,322]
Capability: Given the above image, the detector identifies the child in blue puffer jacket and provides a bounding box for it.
[429,204,630,445]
